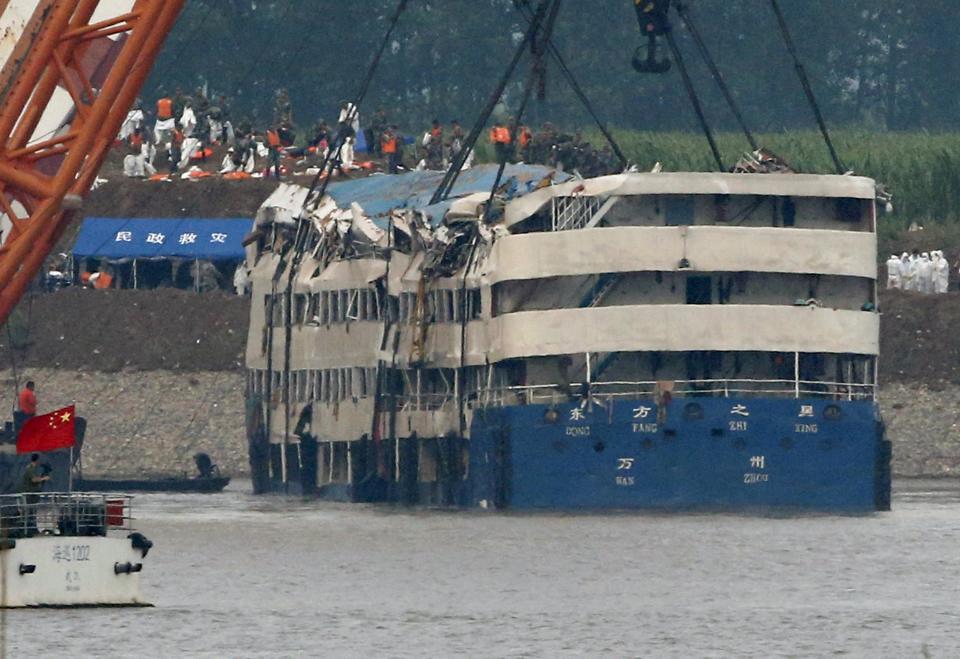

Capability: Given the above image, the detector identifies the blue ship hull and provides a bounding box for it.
[468,397,890,512]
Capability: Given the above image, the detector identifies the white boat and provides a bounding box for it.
[0,493,153,607]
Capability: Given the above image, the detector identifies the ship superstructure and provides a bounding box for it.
[244,164,889,510]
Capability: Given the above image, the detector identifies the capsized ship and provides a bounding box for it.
[244,163,890,511]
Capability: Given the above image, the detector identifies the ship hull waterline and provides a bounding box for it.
[252,397,891,513]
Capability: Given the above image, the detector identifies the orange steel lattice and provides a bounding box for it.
[0,0,184,325]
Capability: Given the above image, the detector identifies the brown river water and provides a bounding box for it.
[4,479,960,658]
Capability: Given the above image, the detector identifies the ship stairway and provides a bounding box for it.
[580,273,621,308]
[551,195,619,232]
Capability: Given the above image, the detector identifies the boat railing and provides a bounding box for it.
[0,492,134,539]
[492,378,876,406]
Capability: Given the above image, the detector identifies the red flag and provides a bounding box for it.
[16,405,76,454]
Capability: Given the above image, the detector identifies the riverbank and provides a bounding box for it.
[0,369,955,479]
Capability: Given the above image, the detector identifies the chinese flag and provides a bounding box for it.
[16,405,76,454]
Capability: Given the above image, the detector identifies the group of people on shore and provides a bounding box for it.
[886,250,951,293]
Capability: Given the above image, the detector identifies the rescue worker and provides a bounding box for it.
[154,95,175,144]
[448,119,464,160]
[934,250,950,293]
[18,380,36,420]
[119,101,144,142]
[426,119,444,169]
[169,130,183,174]
[338,102,360,169]
[93,265,114,290]
[179,101,197,138]
[885,254,901,289]
[518,124,533,163]
[917,252,933,294]
[489,119,512,165]
[266,127,282,179]
[899,252,913,291]
[382,125,401,174]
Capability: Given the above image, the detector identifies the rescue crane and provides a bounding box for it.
[0,0,184,326]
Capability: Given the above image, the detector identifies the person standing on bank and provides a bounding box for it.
[15,380,36,435]
[18,380,36,418]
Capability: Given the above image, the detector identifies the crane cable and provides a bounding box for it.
[662,26,725,171]
[768,0,846,175]
[271,0,411,467]
[514,0,628,169]
[674,2,757,152]
[485,0,563,207]
[429,0,553,206]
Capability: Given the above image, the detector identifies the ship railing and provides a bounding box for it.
[490,378,876,406]
[392,393,457,412]
[0,492,135,539]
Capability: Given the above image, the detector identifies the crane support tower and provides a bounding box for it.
[0,0,184,326]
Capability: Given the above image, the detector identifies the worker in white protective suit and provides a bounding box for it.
[179,103,197,138]
[885,254,902,289]
[119,105,144,141]
[899,252,914,291]
[337,102,360,169]
[917,252,934,294]
[933,250,950,293]
[122,141,156,178]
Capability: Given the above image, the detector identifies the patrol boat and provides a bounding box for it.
[0,493,153,607]
[243,164,890,511]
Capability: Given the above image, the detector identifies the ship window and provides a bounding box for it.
[665,196,695,226]
[686,276,712,304]
[306,294,319,324]
[294,294,307,323]
[346,290,360,321]
[836,198,861,223]
[781,197,796,227]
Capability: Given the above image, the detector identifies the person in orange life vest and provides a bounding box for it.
[93,265,113,290]
[489,119,513,164]
[266,128,282,179]
[156,97,173,120]
[18,381,36,418]
[518,125,533,162]
[382,126,402,174]
[154,95,175,144]
[425,119,444,169]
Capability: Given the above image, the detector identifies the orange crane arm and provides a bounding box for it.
[0,0,185,326]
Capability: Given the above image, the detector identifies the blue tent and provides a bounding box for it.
[72,217,252,261]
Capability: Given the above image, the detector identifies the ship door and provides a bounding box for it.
[686,276,712,305]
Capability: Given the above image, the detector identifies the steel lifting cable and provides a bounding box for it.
[271,0,411,460]
[485,0,563,206]
[514,0,629,169]
[662,26,725,171]
[305,0,411,212]
[429,0,553,206]
[768,0,845,175]
[674,2,757,151]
